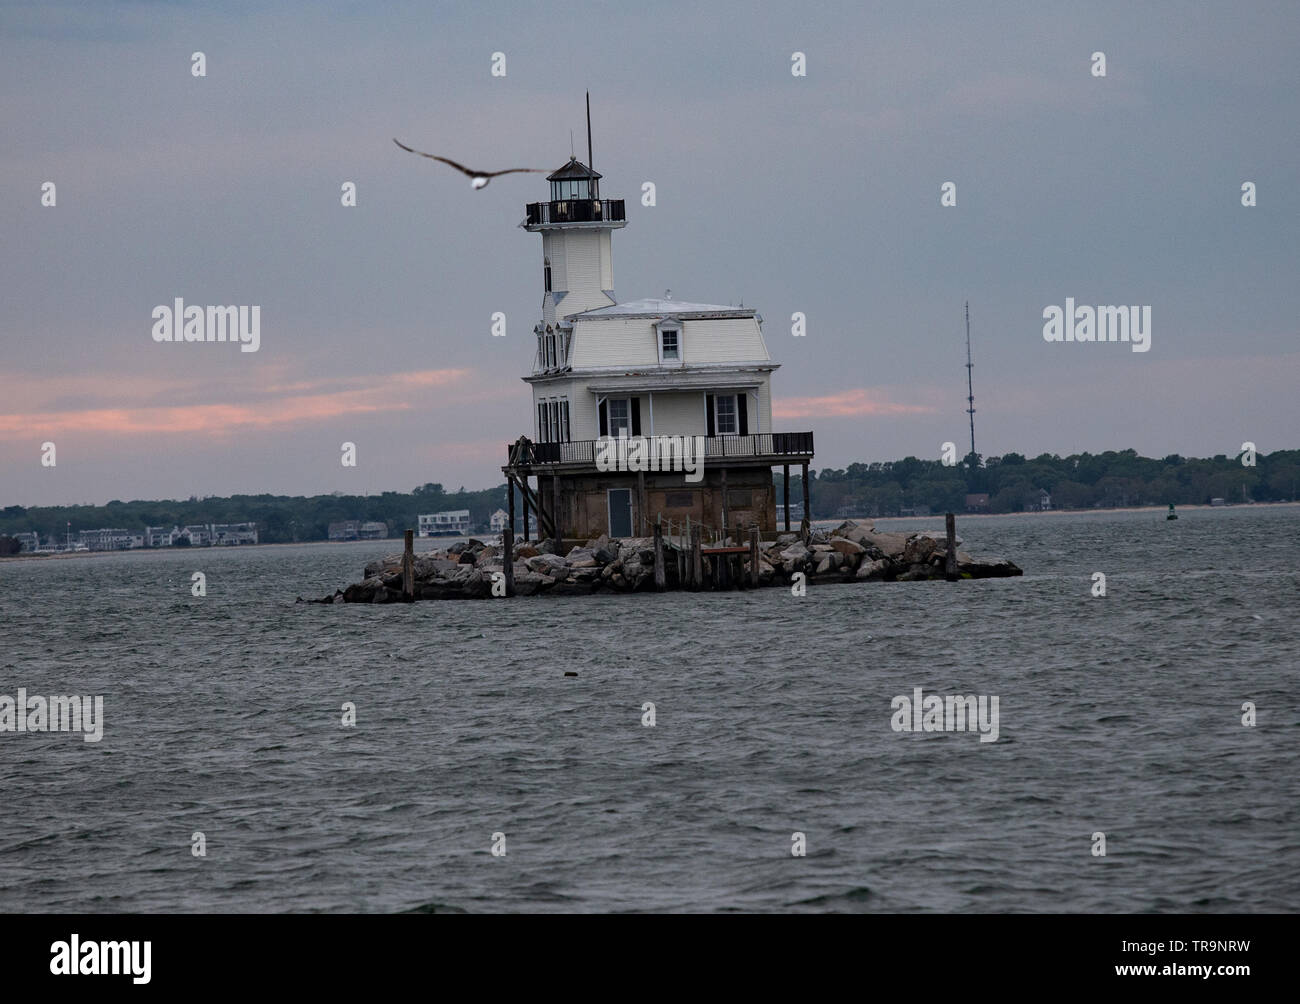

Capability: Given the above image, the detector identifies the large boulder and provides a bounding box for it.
[861,530,909,558]
[902,535,938,564]
[528,553,568,575]
[829,538,864,557]
[856,558,891,581]
[343,575,384,602]
[831,520,876,546]
[511,570,546,596]
[565,547,599,568]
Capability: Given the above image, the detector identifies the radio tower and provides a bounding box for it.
[964,301,977,469]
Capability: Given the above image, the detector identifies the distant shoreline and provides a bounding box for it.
[871,500,1300,524]
[5,501,1295,563]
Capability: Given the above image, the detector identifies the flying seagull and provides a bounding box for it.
[392,139,547,189]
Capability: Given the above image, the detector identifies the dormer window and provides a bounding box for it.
[661,329,678,360]
[656,320,683,364]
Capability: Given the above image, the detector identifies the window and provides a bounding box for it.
[608,398,630,436]
[715,394,738,435]
[538,397,570,443]
[661,329,679,361]
[550,179,591,201]
[544,259,552,293]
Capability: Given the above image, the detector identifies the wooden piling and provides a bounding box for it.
[507,475,516,540]
[637,469,647,537]
[653,520,665,591]
[783,464,791,532]
[522,480,530,543]
[551,474,561,551]
[401,529,415,601]
[944,511,958,582]
[503,526,515,596]
[801,461,811,540]
[720,468,729,536]
[749,525,760,587]
[691,525,703,590]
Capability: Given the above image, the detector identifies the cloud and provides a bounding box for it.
[773,387,937,420]
[0,367,484,439]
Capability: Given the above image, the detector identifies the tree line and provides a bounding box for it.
[2,449,1297,544]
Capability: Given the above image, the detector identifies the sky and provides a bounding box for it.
[2,0,1298,507]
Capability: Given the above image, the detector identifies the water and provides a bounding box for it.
[2,506,1297,912]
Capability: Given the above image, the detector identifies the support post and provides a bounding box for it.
[552,474,561,551]
[522,478,530,542]
[720,468,729,538]
[800,462,811,542]
[507,475,516,539]
[637,469,646,537]
[691,525,703,590]
[503,526,515,596]
[402,529,414,601]
[783,464,791,532]
[653,519,665,591]
[944,511,958,582]
[749,525,760,587]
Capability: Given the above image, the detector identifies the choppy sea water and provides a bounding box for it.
[1,505,1297,913]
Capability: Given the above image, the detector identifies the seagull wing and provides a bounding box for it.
[392,139,477,177]
[483,167,548,178]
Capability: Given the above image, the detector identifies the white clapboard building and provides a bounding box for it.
[503,147,813,541]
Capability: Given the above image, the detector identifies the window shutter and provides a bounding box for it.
[706,395,715,437]
[599,399,608,437]
[631,398,642,436]
[738,394,749,435]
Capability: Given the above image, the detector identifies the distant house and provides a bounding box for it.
[358,521,388,540]
[418,510,472,537]
[328,520,361,541]
[211,522,258,545]
[181,525,212,546]
[78,528,134,551]
[145,525,177,547]
[14,531,40,552]
[964,493,990,512]
[1026,488,1052,512]
[489,509,510,533]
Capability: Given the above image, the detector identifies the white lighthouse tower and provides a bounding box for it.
[524,158,626,335]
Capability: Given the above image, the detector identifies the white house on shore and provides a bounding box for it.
[418,510,471,537]
[503,143,813,541]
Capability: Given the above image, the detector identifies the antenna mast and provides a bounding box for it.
[586,91,593,171]
[964,301,977,466]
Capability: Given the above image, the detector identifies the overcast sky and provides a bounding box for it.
[3,0,1297,507]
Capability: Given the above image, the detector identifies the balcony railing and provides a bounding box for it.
[506,432,814,468]
[525,199,626,226]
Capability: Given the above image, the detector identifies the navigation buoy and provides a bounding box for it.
[1166,503,1178,521]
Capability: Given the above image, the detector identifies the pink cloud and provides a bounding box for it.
[0,367,485,439]
[774,388,937,419]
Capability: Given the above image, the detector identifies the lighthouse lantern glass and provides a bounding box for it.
[551,178,591,201]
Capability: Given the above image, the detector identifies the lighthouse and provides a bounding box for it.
[504,114,814,544]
